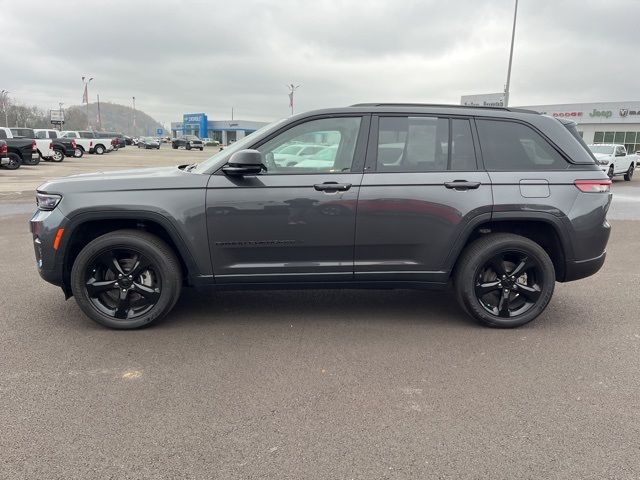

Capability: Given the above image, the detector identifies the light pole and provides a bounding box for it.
[82,76,93,129]
[58,102,64,131]
[504,0,518,107]
[287,84,300,116]
[132,96,136,135]
[1,90,9,127]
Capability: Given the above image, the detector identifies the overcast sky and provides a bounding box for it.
[3,0,639,125]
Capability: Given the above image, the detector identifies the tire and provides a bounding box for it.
[3,152,21,170]
[199,147,203,151]
[454,233,555,328]
[51,149,64,162]
[624,164,634,181]
[172,144,178,149]
[94,145,105,155]
[186,144,191,150]
[74,148,84,158]
[607,165,614,179]
[70,229,182,329]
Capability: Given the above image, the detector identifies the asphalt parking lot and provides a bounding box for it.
[1,148,640,478]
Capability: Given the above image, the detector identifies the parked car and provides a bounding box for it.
[124,136,134,145]
[0,128,40,168]
[101,132,126,149]
[172,135,204,150]
[60,131,115,155]
[0,140,9,168]
[5,127,55,161]
[201,138,220,146]
[137,137,160,149]
[31,103,612,330]
[34,129,83,160]
[587,144,638,180]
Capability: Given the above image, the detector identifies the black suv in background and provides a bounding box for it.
[172,135,204,150]
[30,104,612,329]
[102,132,126,149]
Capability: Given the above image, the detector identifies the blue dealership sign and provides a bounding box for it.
[182,113,208,137]
[156,128,163,135]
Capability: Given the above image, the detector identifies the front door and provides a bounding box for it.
[206,116,368,283]
[355,115,493,283]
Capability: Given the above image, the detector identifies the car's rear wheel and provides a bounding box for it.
[186,144,191,150]
[624,164,634,181]
[3,152,21,170]
[74,147,84,158]
[172,144,178,149]
[51,149,64,162]
[454,233,555,328]
[94,145,105,155]
[70,230,182,329]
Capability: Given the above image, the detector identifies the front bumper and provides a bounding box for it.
[30,208,69,287]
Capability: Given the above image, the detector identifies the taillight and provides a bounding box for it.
[90,141,93,147]
[0,143,7,155]
[574,179,611,193]
[71,140,77,149]
[32,140,37,151]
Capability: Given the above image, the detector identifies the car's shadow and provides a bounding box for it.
[165,287,476,329]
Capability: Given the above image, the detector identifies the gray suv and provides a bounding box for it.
[30,104,612,329]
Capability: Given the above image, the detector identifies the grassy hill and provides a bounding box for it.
[64,102,163,136]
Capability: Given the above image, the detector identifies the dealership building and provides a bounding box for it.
[171,113,268,144]
[521,101,640,153]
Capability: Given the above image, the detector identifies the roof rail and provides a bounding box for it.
[349,103,538,114]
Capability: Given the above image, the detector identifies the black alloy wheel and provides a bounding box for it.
[474,251,543,318]
[3,153,21,170]
[84,249,161,320]
[454,233,555,328]
[71,230,182,329]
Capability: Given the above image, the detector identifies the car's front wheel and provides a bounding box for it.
[454,233,555,328]
[51,149,64,162]
[70,230,182,329]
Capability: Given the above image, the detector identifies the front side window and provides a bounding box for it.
[477,119,568,170]
[79,132,94,139]
[258,117,361,174]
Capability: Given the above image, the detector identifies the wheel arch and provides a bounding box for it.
[446,213,572,282]
[60,211,200,297]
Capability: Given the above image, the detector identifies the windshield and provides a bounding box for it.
[193,118,287,174]
[588,145,614,155]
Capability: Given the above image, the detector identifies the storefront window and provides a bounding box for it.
[625,132,637,143]
[603,132,615,143]
[594,132,604,143]
[614,132,625,143]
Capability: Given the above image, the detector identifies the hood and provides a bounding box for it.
[592,153,612,161]
[37,165,208,194]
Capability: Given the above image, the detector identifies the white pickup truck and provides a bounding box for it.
[0,127,54,161]
[588,144,639,181]
[60,130,115,155]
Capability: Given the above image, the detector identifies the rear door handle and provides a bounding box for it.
[314,182,352,192]
[444,180,481,190]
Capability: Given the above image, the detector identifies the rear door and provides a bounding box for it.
[354,115,492,283]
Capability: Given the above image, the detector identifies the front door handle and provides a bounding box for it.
[314,182,352,192]
[444,180,481,190]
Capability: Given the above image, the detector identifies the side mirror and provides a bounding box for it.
[222,149,266,176]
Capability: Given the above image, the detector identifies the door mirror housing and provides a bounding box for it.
[222,149,266,176]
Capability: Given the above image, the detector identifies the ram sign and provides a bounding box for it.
[49,109,64,125]
[460,93,505,108]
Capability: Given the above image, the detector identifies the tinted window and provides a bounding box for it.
[477,120,567,170]
[49,131,58,139]
[377,116,466,172]
[450,119,476,170]
[258,117,361,174]
[0,130,6,139]
[79,132,95,139]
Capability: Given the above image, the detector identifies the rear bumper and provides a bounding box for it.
[563,251,606,282]
[1,156,9,166]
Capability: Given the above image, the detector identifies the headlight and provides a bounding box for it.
[36,192,62,210]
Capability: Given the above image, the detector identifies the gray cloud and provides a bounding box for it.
[2,0,639,125]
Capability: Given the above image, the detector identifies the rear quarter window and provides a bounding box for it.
[477,119,568,171]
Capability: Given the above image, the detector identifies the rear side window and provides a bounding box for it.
[477,120,567,170]
[49,131,58,139]
[80,132,94,139]
[0,130,6,139]
[377,116,476,172]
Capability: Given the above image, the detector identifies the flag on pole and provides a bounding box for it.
[82,84,88,103]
